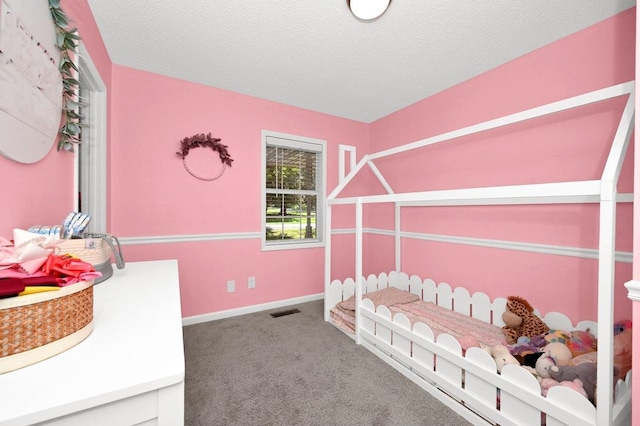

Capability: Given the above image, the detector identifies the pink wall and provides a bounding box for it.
[108,65,369,316]
[0,150,73,235]
[331,8,636,324]
[0,2,635,327]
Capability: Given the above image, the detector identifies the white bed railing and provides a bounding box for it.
[328,271,598,338]
[328,272,632,426]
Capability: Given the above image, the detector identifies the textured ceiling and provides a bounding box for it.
[86,0,635,123]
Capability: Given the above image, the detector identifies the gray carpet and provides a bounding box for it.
[183,300,471,426]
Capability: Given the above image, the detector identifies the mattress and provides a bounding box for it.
[330,287,507,351]
[330,287,420,333]
[389,299,506,350]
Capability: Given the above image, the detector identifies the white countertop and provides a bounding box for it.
[0,260,185,426]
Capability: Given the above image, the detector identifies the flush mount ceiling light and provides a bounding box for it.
[348,0,391,21]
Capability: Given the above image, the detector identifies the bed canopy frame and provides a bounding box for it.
[324,81,635,425]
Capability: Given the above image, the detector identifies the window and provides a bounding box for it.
[262,130,326,250]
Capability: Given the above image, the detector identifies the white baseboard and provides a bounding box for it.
[182,293,325,326]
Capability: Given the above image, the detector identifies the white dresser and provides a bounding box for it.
[0,260,185,426]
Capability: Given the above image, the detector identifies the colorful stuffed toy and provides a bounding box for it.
[510,335,547,358]
[502,296,550,344]
[567,330,597,357]
[544,329,596,358]
[614,319,632,335]
[544,329,571,345]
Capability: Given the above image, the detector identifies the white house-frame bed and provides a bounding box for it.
[324,81,635,426]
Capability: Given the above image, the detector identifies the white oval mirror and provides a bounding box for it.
[0,0,62,164]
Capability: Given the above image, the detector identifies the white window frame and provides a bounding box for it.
[261,130,326,251]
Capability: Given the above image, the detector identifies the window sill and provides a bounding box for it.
[262,240,324,251]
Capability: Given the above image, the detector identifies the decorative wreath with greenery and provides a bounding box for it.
[49,0,82,152]
[176,133,234,181]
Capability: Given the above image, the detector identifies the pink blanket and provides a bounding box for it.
[330,287,420,333]
[330,288,507,351]
[389,300,506,350]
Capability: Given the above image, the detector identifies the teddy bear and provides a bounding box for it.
[502,295,550,344]
[548,363,598,403]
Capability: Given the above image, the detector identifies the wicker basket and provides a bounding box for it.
[0,281,94,374]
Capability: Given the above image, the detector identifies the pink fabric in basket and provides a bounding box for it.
[389,300,507,351]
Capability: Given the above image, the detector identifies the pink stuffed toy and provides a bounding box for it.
[540,377,588,399]
[560,378,590,399]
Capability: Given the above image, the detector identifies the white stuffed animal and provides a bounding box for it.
[483,344,520,373]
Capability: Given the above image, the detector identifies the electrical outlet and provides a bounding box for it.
[227,280,235,293]
[248,276,256,289]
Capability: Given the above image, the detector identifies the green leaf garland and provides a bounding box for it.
[49,0,82,152]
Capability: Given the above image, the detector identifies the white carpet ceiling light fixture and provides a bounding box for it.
[348,0,391,20]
